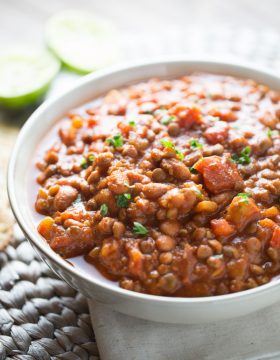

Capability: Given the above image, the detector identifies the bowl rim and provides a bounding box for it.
[7,57,280,304]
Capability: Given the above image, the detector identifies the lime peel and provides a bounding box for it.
[0,47,60,108]
[45,10,120,74]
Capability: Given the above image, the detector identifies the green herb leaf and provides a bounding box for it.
[239,146,251,165]
[231,146,251,165]
[160,139,174,149]
[160,138,184,161]
[128,120,136,127]
[100,204,108,216]
[80,158,88,169]
[190,166,198,174]
[133,222,148,236]
[116,193,132,208]
[189,139,203,149]
[237,193,251,198]
[175,149,184,161]
[88,154,95,162]
[237,192,251,204]
[161,115,176,125]
[231,153,239,162]
[267,128,278,138]
[106,134,124,148]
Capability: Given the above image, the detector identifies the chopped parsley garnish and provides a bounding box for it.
[175,149,184,161]
[267,128,278,138]
[80,158,88,169]
[116,193,132,208]
[232,146,251,165]
[128,120,136,127]
[237,193,251,198]
[231,153,239,162]
[189,139,203,149]
[160,138,184,161]
[190,166,198,174]
[133,222,148,236]
[161,115,176,125]
[237,193,251,204]
[160,139,174,149]
[106,134,124,148]
[88,154,95,162]
[100,204,108,216]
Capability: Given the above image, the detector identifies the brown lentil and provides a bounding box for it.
[35,73,280,297]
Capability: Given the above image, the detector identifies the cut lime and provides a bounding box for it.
[45,10,120,74]
[0,47,60,109]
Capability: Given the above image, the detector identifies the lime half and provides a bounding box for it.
[45,10,120,74]
[0,47,60,109]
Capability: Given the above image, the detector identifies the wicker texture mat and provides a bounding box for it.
[0,228,99,360]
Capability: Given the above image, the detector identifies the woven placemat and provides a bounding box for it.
[0,225,99,360]
[1,25,280,359]
[0,117,100,358]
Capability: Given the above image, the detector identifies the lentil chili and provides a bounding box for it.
[35,73,280,297]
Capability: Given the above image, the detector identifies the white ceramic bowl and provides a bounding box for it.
[7,59,280,324]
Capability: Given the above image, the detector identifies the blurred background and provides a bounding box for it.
[1,0,280,43]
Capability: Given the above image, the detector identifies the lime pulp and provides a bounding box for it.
[0,47,60,109]
[45,10,120,74]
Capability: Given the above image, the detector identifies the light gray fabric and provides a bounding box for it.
[89,300,280,360]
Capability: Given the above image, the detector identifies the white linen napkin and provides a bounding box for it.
[89,300,280,360]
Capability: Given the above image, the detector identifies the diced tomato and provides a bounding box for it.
[127,246,144,278]
[203,121,229,144]
[209,108,237,122]
[262,206,279,219]
[118,121,133,135]
[50,226,94,258]
[100,239,120,258]
[170,104,202,128]
[87,116,99,127]
[270,227,280,248]
[50,235,74,256]
[258,218,277,229]
[211,218,236,238]
[98,239,126,274]
[226,196,261,232]
[193,155,243,194]
[38,217,55,240]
